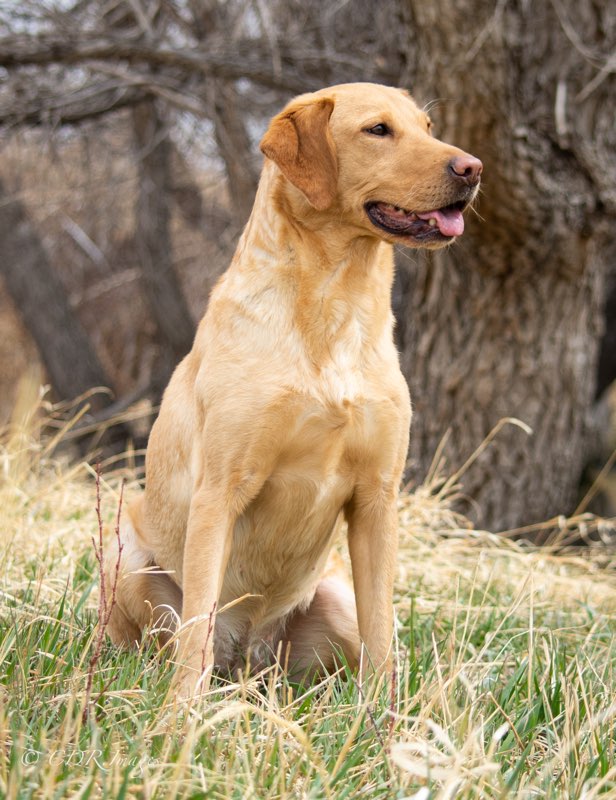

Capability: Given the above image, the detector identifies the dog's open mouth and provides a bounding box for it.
[365,200,467,241]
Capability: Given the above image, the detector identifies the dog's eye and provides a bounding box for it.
[364,123,391,137]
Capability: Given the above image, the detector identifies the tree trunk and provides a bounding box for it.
[394,0,615,530]
[189,1,260,226]
[596,266,616,398]
[132,98,195,389]
[209,79,260,226]
[0,179,112,405]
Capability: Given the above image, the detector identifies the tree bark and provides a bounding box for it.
[0,179,112,405]
[394,0,615,530]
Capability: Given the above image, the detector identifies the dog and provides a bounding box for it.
[104,82,482,698]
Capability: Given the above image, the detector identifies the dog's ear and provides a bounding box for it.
[260,97,337,211]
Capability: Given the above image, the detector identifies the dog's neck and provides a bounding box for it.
[242,162,387,266]
[227,163,396,360]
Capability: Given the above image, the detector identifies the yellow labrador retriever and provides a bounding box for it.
[104,83,482,697]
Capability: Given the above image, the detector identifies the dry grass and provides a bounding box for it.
[1,374,616,799]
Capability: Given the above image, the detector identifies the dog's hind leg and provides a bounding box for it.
[103,498,183,649]
[278,574,361,682]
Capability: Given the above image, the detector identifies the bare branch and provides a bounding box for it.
[83,465,125,723]
[0,80,146,126]
[0,31,344,93]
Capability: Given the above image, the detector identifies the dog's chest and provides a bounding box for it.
[224,448,351,631]
[320,350,361,406]
[311,316,365,406]
[226,385,396,576]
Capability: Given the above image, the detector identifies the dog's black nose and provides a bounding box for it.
[448,155,483,186]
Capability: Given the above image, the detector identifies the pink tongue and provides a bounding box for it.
[416,207,464,237]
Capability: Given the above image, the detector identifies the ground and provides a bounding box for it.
[1,376,616,799]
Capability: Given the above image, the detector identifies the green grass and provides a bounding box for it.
[1,387,616,798]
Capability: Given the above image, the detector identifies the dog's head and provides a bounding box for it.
[260,83,482,249]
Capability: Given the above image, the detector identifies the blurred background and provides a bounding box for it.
[0,0,614,532]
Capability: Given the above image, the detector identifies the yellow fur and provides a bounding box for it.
[104,83,481,698]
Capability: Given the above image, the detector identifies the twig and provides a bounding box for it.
[199,600,217,679]
[352,672,387,753]
[82,463,124,723]
[388,661,398,740]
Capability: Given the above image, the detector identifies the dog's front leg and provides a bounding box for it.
[174,487,234,699]
[346,493,399,681]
